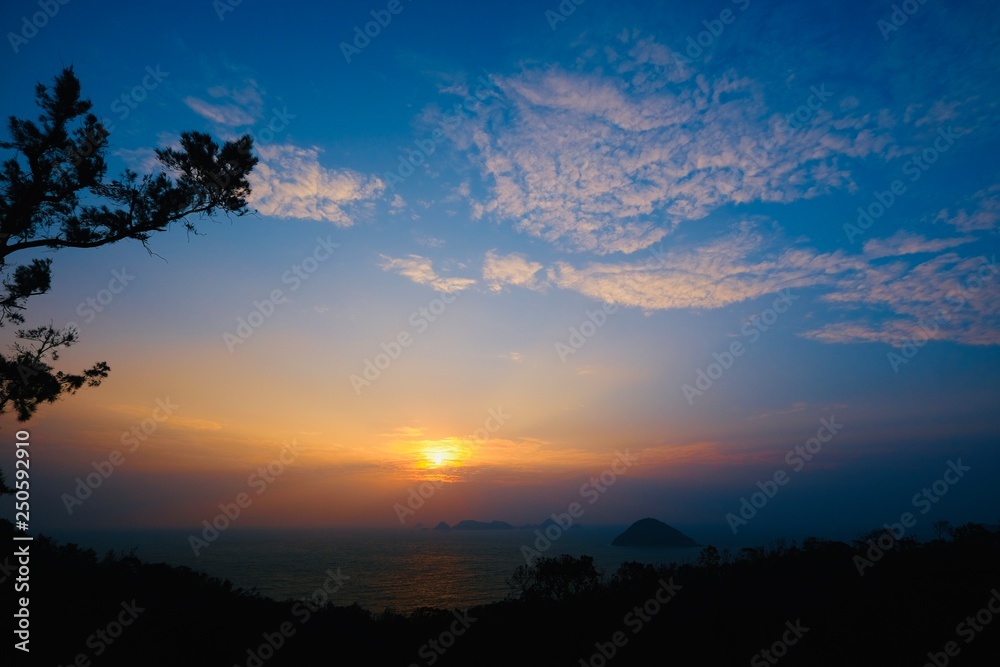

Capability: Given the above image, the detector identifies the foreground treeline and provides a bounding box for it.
[4,520,1000,666]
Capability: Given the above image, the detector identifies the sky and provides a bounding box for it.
[1,0,998,543]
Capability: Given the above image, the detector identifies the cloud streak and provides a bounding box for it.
[456,34,892,255]
[249,144,386,225]
[379,254,476,293]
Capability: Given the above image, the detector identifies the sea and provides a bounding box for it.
[45,526,723,613]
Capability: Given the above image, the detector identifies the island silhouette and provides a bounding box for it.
[611,518,701,547]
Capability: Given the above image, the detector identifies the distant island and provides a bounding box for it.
[429,519,584,531]
[454,520,515,530]
[432,520,514,530]
[611,518,700,547]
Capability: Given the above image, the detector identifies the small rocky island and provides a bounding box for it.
[611,518,700,547]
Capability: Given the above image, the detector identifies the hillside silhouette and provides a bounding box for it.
[6,519,999,665]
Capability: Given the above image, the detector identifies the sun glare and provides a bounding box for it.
[414,439,469,472]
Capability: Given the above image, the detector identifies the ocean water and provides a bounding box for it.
[48,527,705,613]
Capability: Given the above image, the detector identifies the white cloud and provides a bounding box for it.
[184,81,264,127]
[538,221,998,346]
[454,36,892,255]
[935,185,1000,232]
[547,224,864,310]
[863,230,974,259]
[482,250,544,292]
[249,144,385,225]
[379,254,476,293]
[184,96,257,126]
[803,252,1000,346]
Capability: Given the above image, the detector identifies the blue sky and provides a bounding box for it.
[1,0,998,540]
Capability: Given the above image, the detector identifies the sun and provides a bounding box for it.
[424,447,451,468]
[415,439,469,471]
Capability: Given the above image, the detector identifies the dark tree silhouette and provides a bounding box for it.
[0,66,258,422]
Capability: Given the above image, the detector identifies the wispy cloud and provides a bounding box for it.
[803,252,1000,346]
[249,144,385,225]
[863,230,974,259]
[482,250,544,292]
[498,351,524,363]
[455,34,892,255]
[379,254,476,293]
[547,223,863,310]
[935,185,1000,232]
[184,81,264,126]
